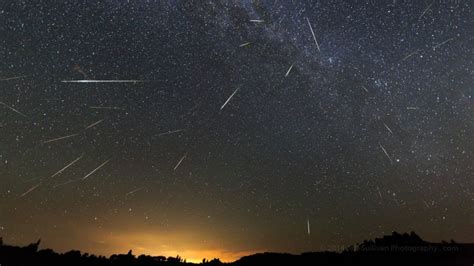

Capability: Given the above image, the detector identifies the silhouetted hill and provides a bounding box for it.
[232,232,473,266]
[0,232,473,266]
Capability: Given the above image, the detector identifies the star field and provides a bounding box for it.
[0,0,473,262]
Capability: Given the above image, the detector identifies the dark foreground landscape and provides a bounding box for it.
[0,232,472,266]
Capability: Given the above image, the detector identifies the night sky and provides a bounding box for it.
[0,0,473,263]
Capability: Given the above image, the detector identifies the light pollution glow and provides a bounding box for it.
[96,232,263,263]
[25,226,264,263]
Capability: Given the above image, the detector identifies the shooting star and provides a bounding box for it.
[379,143,393,163]
[307,217,311,236]
[22,177,40,183]
[406,106,419,110]
[82,159,110,180]
[285,63,294,77]
[50,155,84,178]
[174,153,187,171]
[306,17,321,52]
[249,19,264,23]
[61,80,148,83]
[41,133,79,144]
[19,183,41,198]
[0,75,28,81]
[376,186,383,201]
[361,86,369,93]
[53,179,80,189]
[433,38,454,50]
[158,129,184,136]
[85,119,104,129]
[383,122,393,135]
[422,199,430,208]
[0,102,28,118]
[418,1,433,20]
[72,64,88,79]
[220,88,239,110]
[402,49,419,61]
[126,187,145,196]
[239,42,251,47]
[89,106,123,110]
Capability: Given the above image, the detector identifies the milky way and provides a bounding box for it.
[0,0,472,262]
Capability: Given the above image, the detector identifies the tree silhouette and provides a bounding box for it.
[0,232,472,266]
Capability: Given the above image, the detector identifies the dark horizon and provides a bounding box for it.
[1,231,473,265]
[3,232,474,262]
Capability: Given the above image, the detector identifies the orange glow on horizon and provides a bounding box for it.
[89,230,264,263]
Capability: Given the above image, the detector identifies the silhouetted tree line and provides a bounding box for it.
[0,232,472,266]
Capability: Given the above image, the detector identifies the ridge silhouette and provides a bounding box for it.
[0,232,472,266]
